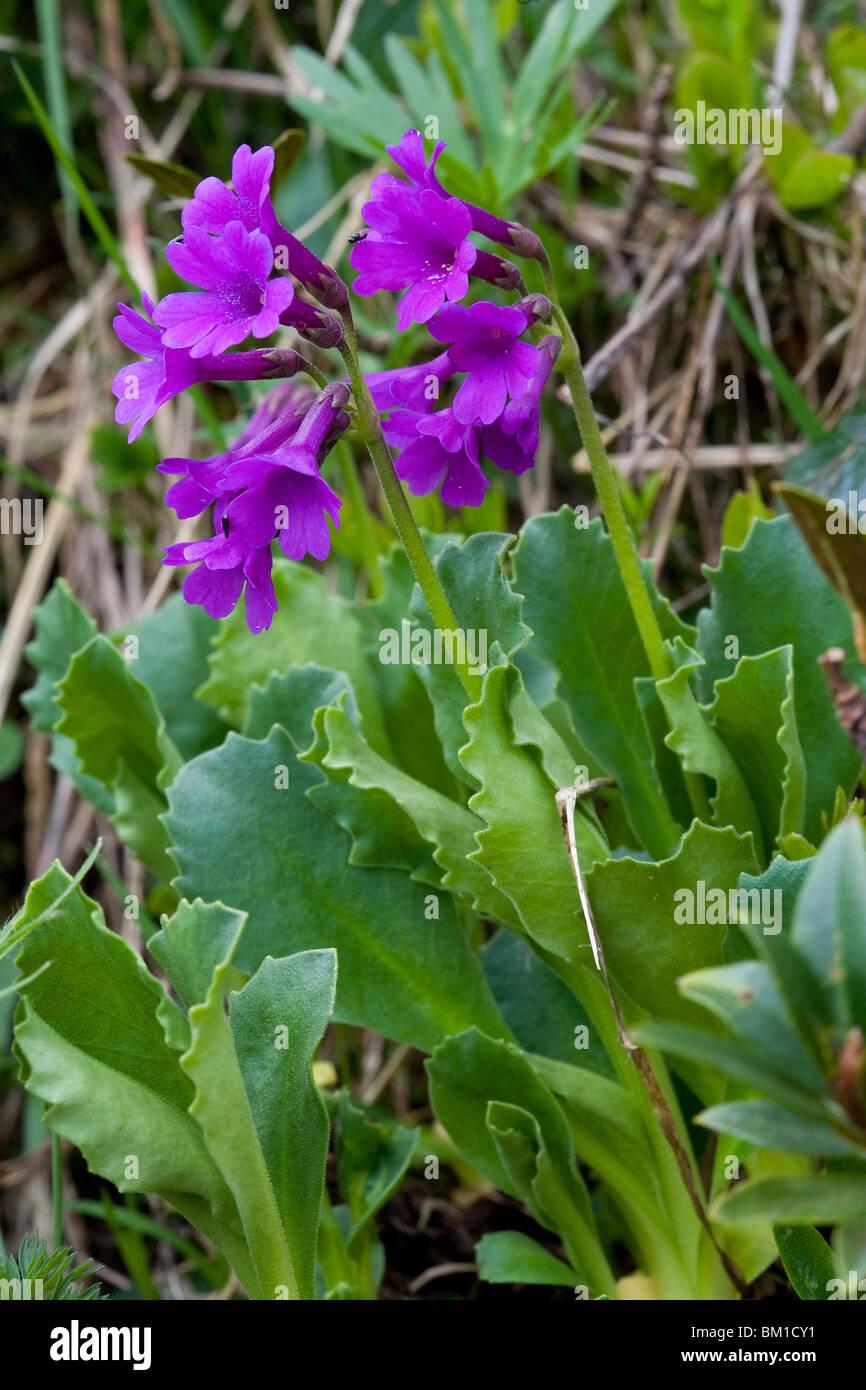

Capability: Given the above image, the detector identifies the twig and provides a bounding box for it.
[555,785,749,1298]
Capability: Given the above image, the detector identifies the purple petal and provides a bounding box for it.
[182,562,245,620]
[453,367,506,426]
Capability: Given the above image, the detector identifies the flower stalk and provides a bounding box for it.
[339,310,481,700]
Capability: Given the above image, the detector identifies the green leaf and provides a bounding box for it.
[0,720,24,780]
[777,483,866,630]
[35,0,77,248]
[360,544,453,795]
[774,1225,839,1300]
[585,821,759,1027]
[721,484,775,551]
[22,588,90,725]
[166,728,507,1053]
[182,936,336,1300]
[791,818,866,1035]
[244,665,357,748]
[705,647,806,849]
[779,409,866,625]
[635,1020,831,1116]
[270,129,306,190]
[427,1032,578,1197]
[460,663,607,959]
[409,532,531,785]
[198,560,388,752]
[55,636,182,877]
[778,150,854,212]
[149,899,248,1012]
[697,516,862,842]
[383,39,475,168]
[289,47,406,158]
[656,640,764,856]
[450,0,505,160]
[713,1176,866,1226]
[481,930,614,1077]
[335,1093,416,1253]
[698,1101,863,1157]
[485,1100,609,1289]
[679,960,827,1095]
[308,696,517,924]
[427,1028,615,1295]
[22,579,111,813]
[475,1230,577,1287]
[123,155,200,198]
[510,0,619,134]
[13,867,243,1269]
[128,596,228,761]
[784,403,866,501]
[528,1054,667,1226]
[513,512,683,857]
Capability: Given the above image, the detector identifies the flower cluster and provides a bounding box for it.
[112,144,350,632]
[111,131,558,631]
[350,131,558,507]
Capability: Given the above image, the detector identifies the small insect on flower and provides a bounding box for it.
[347,231,367,245]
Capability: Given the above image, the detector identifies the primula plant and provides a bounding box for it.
[4,0,866,1313]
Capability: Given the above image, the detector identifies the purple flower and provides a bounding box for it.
[480,334,560,474]
[385,129,448,195]
[164,531,278,634]
[365,351,454,414]
[157,382,316,519]
[154,221,294,358]
[180,140,348,310]
[215,383,349,562]
[112,296,302,442]
[428,301,540,426]
[232,380,317,449]
[385,408,488,508]
[351,183,475,330]
[161,385,347,632]
[384,130,543,259]
[182,144,275,236]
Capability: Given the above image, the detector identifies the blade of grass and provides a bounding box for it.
[34,0,79,253]
[69,1198,224,1285]
[99,1191,159,1299]
[12,59,138,295]
[711,259,825,444]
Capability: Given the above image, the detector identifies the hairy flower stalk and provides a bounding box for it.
[338,309,482,699]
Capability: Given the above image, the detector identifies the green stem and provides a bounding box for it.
[335,439,383,598]
[541,260,710,824]
[51,1132,63,1249]
[551,310,670,684]
[339,312,481,701]
[300,359,329,390]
